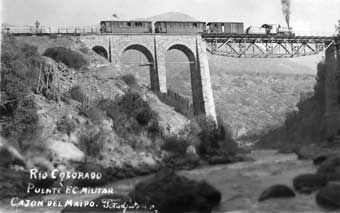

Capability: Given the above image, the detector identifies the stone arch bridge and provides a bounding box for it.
[81,34,216,120]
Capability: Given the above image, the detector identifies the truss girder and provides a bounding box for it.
[203,35,335,58]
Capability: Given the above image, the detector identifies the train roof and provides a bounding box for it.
[154,21,206,24]
[207,22,243,24]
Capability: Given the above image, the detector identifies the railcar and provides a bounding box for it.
[100,21,152,33]
[206,22,244,34]
[154,21,206,34]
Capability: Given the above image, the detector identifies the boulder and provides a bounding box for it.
[317,156,340,181]
[316,183,340,210]
[295,144,338,160]
[258,184,295,202]
[313,155,330,166]
[208,155,233,165]
[129,169,221,213]
[293,173,327,194]
[47,139,85,162]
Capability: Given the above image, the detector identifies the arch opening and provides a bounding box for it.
[92,46,108,59]
[166,44,205,115]
[120,44,156,90]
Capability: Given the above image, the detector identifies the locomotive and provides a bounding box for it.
[245,24,294,37]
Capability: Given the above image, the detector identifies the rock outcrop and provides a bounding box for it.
[129,169,221,213]
[258,184,295,202]
[293,173,327,194]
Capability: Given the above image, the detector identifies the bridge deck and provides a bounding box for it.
[201,33,335,43]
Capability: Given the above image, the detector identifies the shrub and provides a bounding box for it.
[121,74,137,86]
[97,98,141,137]
[161,137,190,155]
[97,93,159,139]
[1,36,42,100]
[43,47,88,69]
[56,116,77,136]
[156,89,194,118]
[117,92,157,126]
[1,98,40,150]
[69,86,86,102]
[81,107,106,124]
[79,133,101,157]
[195,115,238,156]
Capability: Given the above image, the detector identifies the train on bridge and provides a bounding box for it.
[3,20,295,37]
[99,20,295,37]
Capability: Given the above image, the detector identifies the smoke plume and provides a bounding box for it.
[281,0,291,28]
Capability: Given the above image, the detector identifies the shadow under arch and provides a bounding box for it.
[122,44,158,90]
[92,46,108,59]
[167,44,205,115]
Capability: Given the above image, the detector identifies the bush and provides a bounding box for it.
[117,92,157,126]
[69,86,86,102]
[156,89,194,118]
[43,47,88,69]
[161,137,190,155]
[195,115,238,156]
[81,107,106,124]
[56,116,77,136]
[121,74,137,86]
[96,93,159,140]
[79,133,101,157]
[2,98,40,150]
[1,36,42,100]
[97,98,142,138]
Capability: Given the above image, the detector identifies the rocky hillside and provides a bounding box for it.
[0,34,243,200]
[0,35,190,174]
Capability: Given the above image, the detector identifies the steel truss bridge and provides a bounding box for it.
[202,33,337,58]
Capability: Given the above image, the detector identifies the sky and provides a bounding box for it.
[1,0,340,35]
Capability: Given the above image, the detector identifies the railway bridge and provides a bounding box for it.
[8,29,337,120]
[80,33,337,121]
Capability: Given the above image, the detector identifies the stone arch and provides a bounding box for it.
[122,44,158,90]
[167,44,205,115]
[92,46,108,59]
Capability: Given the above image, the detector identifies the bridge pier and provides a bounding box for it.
[195,37,217,121]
